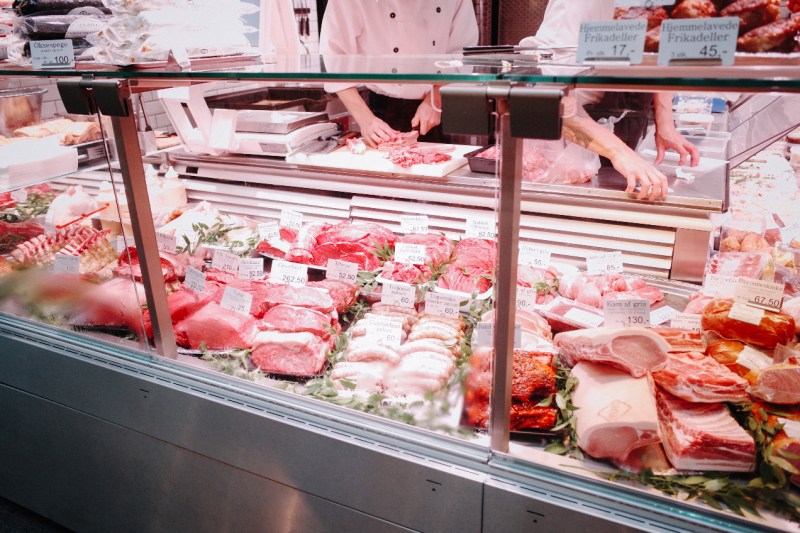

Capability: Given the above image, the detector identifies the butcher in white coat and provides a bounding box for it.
[320,0,479,145]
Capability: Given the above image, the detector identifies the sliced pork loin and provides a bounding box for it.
[746,364,800,404]
[571,362,661,464]
[174,302,259,350]
[250,330,328,376]
[652,351,750,403]
[262,304,333,338]
[554,327,669,377]
[653,385,755,472]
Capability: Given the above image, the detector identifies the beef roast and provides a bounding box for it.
[262,304,332,338]
[257,284,335,315]
[306,279,358,314]
[250,330,328,376]
[174,302,259,350]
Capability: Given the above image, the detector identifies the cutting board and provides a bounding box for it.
[287,143,478,178]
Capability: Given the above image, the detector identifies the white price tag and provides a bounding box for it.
[577,19,646,64]
[779,225,800,243]
[155,232,177,254]
[658,17,739,67]
[115,236,135,253]
[53,254,80,274]
[10,189,27,203]
[381,281,416,309]
[212,250,240,273]
[258,222,281,242]
[185,266,206,293]
[220,286,253,316]
[474,322,493,347]
[564,308,604,328]
[425,291,461,319]
[326,259,359,284]
[400,215,429,234]
[586,251,623,275]
[702,273,738,298]
[614,0,675,6]
[516,286,538,311]
[603,298,651,328]
[649,305,678,326]
[31,40,75,70]
[518,243,551,269]
[737,345,772,372]
[279,209,304,231]
[238,258,264,280]
[465,216,496,240]
[670,312,702,331]
[734,278,784,313]
[777,418,800,440]
[728,302,764,326]
[394,243,427,265]
[365,316,404,348]
[270,259,308,287]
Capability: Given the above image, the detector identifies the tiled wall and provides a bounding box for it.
[0,78,67,120]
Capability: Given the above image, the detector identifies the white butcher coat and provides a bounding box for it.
[320,0,479,99]
[519,0,615,49]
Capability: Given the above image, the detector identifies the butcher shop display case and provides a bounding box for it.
[2,49,800,533]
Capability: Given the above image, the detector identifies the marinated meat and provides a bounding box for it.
[747,364,800,404]
[306,279,358,314]
[554,327,669,377]
[671,0,717,18]
[262,304,333,338]
[654,385,755,472]
[250,330,328,376]
[613,6,669,30]
[701,299,795,349]
[571,362,661,464]
[174,302,259,350]
[721,0,780,34]
[645,25,662,53]
[513,351,556,401]
[510,404,559,431]
[651,351,750,403]
[737,15,800,53]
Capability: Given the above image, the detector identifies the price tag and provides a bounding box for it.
[728,302,764,326]
[518,243,551,269]
[779,225,800,243]
[701,273,738,298]
[279,209,303,231]
[465,216,496,240]
[577,19,646,64]
[238,258,264,280]
[394,243,427,265]
[649,305,678,326]
[10,189,27,203]
[381,281,416,308]
[425,291,461,318]
[212,250,240,273]
[220,286,253,316]
[258,222,281,242]
[564,308,604,328]
[270,259,308,287]
[365,316,404,348]
[185,266,206,293]
[603,298,651,328]
[777,418,800,440]
[400,215,429,234]
[516,286,538,311]
[736,345,772,372]
[53,254,80,274]
[155,232,177,254]
[658,17,739,67]
[31,40,75,69]
[586,251,623,275]
[115,236,135,253]
[326,259,359,284]
[670,312,702,331]
[614,0,675,6]
[474,322,493,347]
[734,278,784,313]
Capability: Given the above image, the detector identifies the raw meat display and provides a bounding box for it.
[720,0,780,34]
[554,327,669,377]
[387,145,453,168]
[69,277,148,336]
[517,264,561,306]
[570,362,661,465]
[558,272,664,309]
[653,386,756,472]
[283,222,395,271]
[701,299,796,350]
[256,284,335,315]
[306,279,358,314]
[436,238,496,294]
[747,364,800,404]
[651,351,750,403]
[250,330,329,376]
[375,131,418,151]
[284,222,330,263]
[262,304,333,339]
[174,302,259,350]
[651,328,705,352]
[380,233,454,284]
[10,225,110,269]
[114,247,203,284]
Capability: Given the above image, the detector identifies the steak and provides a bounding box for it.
[262,304,332,338]
[554,327,669,377]
[315,222,395,248]
[174,302,259,350]
[257,284,335,315]
[306,279,358,314]
[250,330,328,376]
[654,385,755,472]
[285,222,330,263]
[69,277,148,336]
[651,351,750,403]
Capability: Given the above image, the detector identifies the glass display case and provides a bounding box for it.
[1,51,800,532]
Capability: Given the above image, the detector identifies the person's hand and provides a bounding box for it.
[655,122,700,167]
[359,114,398,148]
[609,148,669,201]
[411,96,441,136]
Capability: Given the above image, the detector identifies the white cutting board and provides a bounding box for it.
[287,143,477,178]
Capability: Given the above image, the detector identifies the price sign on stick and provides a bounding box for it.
[31,40,75,69]
[465,216,496,240]
[659,17,739,66]
[271,259,308,287]
[258,222,280,242]
[670,312,702,331]
[603,298,651,328]
[734,278,784,313]
[155,232,177,254]
[185,266,206,293]
[220,287,252,316]
[394,243,426,265]
[53,254,80,274]
[518,243,551,269]
[400,215,429,234]
[381,281,416,308]
[516,286,538,311]
[212,250,240,274]
[279,209,303,231]
[365,316,403,348]
[425,291,461,318]
[238,258,264,280]
[577,20,646,64]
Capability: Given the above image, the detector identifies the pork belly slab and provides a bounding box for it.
[651,351,750,403]
[554,327,669,377]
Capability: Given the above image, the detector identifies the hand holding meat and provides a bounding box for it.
[359,114,399,148]
[411,95,441,135]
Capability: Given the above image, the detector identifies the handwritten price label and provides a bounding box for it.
[279,209,303,231]
[702,273,738,298]
[258,222,281,242]
[659,17,739,67]
[212,250,240,274]
[577,19,646,65]
[516,286,538,311]
[365,316,404,348]
[670,312,702,331]
[326,259,358,284]
[381,281,416,309]
[425,291,461,318]
[155,232,177,254]
[518,243,551,269]
[400,215,429,234]
[465,216,496,240]
[238,258,264,280]
[394,243,427,265]
[734,278,784,313]
[53,254,80,274]
[603,298,650,328]
[270,259,308,287]
[185,266,206,293]
[586,251,623,275]
[220,286,253,316]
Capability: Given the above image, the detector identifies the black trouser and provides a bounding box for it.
[367,91,446,143]
[584,92,654,167]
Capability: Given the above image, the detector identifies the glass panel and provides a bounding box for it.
[0,77,151,355]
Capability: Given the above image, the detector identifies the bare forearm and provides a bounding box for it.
[336,87,374,126]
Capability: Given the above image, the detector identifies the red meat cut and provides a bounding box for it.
[257,284,335,315]
[251,330,328,376]
[306,279,358,314]
[262,304,332,338]
[174,302,259,350]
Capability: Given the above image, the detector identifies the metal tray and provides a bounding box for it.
[235,110,329,135]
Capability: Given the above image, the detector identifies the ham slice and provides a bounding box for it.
[554,327,669,377]
[653,385,755,472]
[571,362,661,464]
[651,351,750,403]
[747,364,800,404]
[250,330,328,376]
